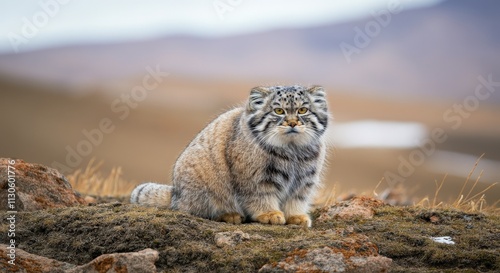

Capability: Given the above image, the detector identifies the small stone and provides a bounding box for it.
[316,196,385,222]
[68,248,159,273]
[84,196,97,204]
[215,230,252,247]
[430,215,440,223]
[349,255,393,273]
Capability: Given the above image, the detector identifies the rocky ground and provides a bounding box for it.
[1,158,499,272]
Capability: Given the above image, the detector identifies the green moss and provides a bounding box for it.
[357,205,500,272]
[1,203,498,272]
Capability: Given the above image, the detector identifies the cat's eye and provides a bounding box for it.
[274,108,285,115]
[298,107,308,114]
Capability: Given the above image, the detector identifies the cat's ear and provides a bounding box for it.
[307,85,324,95]
[307,86,327,110]
[247,87,271,111]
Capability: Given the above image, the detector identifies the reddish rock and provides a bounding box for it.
[0,244,74,273]
[67,248,159,273]
[259,234,392,273]
[0,158,87,211]
[0,245,158,273]
[316,196,386,221]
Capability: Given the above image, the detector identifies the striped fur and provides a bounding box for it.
[130,183,172,207]
[130,85,330,227]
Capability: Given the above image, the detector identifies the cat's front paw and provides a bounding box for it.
[256,211,286,225]
[219,212,243,224]
[286,214,312,227]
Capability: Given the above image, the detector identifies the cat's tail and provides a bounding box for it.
[130,182,173,207]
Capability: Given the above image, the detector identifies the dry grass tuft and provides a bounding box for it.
[67,158,137,197]
[416,154,498,214]
[314,183,338,207]
[317,155,498,215]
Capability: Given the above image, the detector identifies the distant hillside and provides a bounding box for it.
[0,0,499,102]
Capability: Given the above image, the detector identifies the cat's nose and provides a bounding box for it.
[288,121,297,127]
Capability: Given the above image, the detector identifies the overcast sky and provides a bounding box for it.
[0,0,440,54]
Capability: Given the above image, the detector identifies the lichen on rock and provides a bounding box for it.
[315,196,385,221]
[215,229,267,248]
[0,158,87,211]
[259,234,392,272]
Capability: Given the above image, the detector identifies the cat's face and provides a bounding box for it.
[246,85,329,147]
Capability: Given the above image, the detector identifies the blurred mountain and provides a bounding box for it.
[0,0,499,101]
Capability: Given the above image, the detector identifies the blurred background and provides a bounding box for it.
[1,0,499,206]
